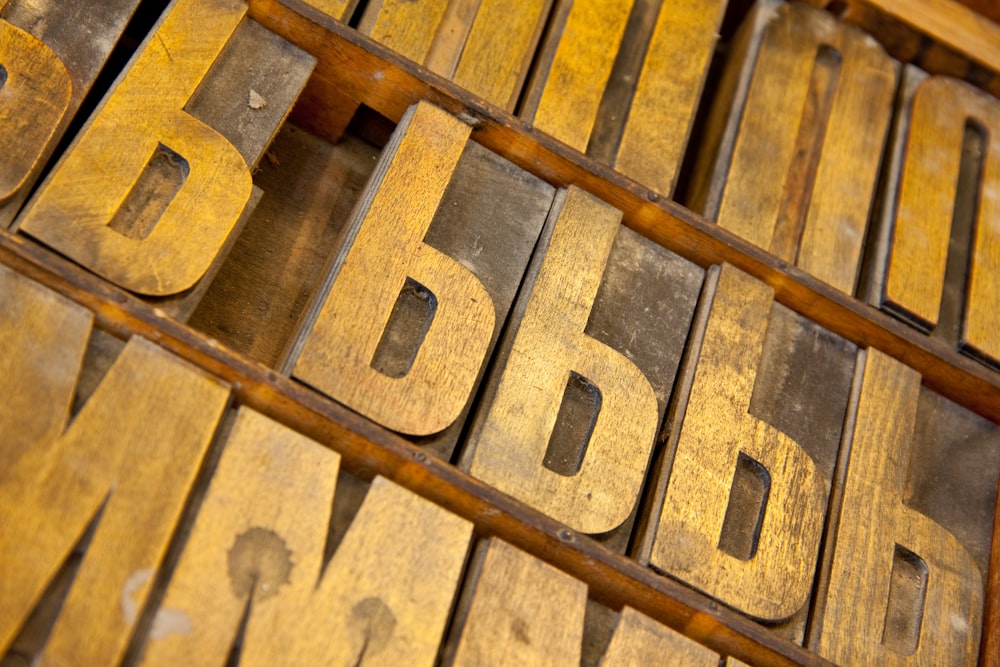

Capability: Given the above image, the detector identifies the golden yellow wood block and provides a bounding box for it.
[293,102,496,436]
[614,0,727,196]
[522,0,631,152]
[601,606,719,666]
[139,408,340,666]
[249,476,472,666]
[18,0,252,296]
[0,335,229,663]
[692,0,896,292]
[815,349,982,665]
[448,538,586,666]
[651,265,826,621]
[466,186,659,535]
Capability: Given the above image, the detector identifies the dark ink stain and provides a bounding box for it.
[227,527,293,602]
[511,617,531,645]
[348,597,396,665]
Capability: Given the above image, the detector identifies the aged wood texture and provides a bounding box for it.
[17,0,253,296]
[446,538,587,666]
[813,349,983,664]
[189,128,379,368]
[246,476,472,666]
[600,606,719,666]
[463,186,700,537]
[520,0,632,152]
[330,0,550,137]
[611,0,728,196]
[0,19,70,209]
[412,141,553,458]
[0,264,91,472]
[241,0,991,428]
[292,102,496,437]
[638,267,855,640]
[291,0,359,21]
[876,69,1000,366]
[649,265,827,622]
[149,17,314,320]
[0,330,229,664]
[690,0,896,293]
[16,12,314,314]
[139,407,339,665]
[800,0,1000,97]
[0,0,142,227]
[0,207,833,667]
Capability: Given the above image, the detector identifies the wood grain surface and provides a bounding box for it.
[18,0,253,296]
[292,102,496,437]
[649,265,826,622]
[463,187,661,536]
[691,0,896,293]
[601,606,720,666]
[139,407,340,666]
[520,0,632,152]
[0,0,142,227]
[814,349,983,665]
[0,335,229,664]
[446,538,587,666]
[249,476,472,666]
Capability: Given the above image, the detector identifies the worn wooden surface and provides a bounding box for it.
[612,0,728,196]
[0,0,142,227]
[520,0,632,152]
[465,187,670,536]
[691,0,896,293]
[601,606,720,666]
[813,349,983,664]
[0,265,92,472]
[800,0,1000,98]
[0,332,229,664]
[189,127,379,368]
[139,407,339,666]
[0,1,996,664]
[18,11,312,314]
[649,265,827,622]
[17,0,252,296]
[337,0,550,136]
[463,184,701,546]
[0,202,837,667]
[446,538,587,666]
[250,476,472,666]
[877,68,1000,367]
[292,102,495,437]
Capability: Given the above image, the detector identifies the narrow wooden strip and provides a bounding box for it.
[245,0,1000,424]
[520,0,632,152]
[984,479,1000,665]
[450,0,551,111]
[613,0,728,196]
